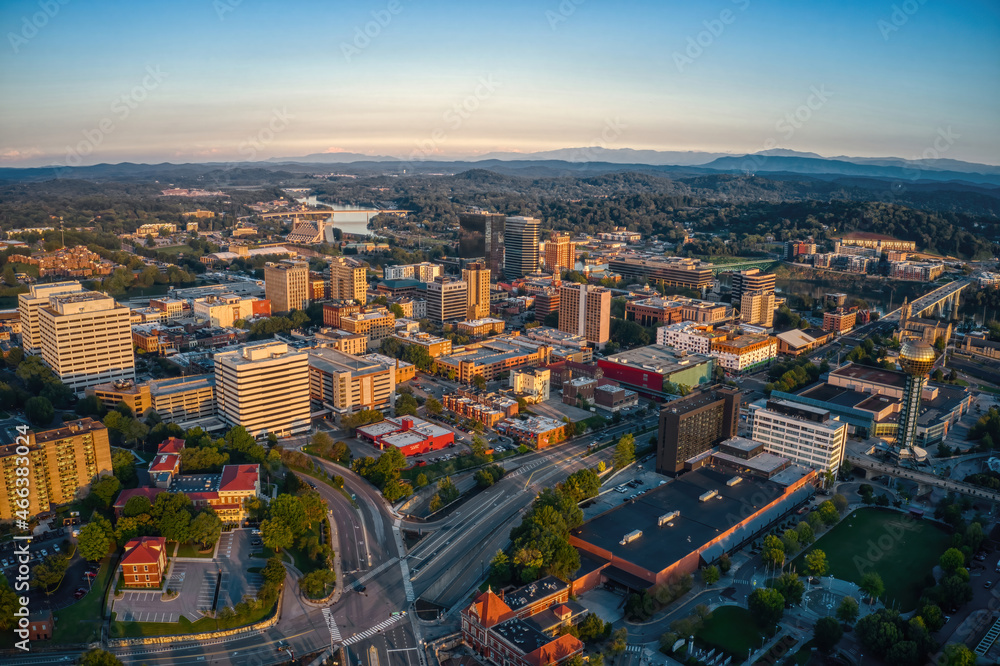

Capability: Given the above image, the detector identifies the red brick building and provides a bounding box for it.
[120,536,168,588]
[461,576,584,666]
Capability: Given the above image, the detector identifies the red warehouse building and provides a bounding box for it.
[356,416,454,456]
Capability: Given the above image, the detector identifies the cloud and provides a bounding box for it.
[323,146,351,153]
[0,147,44,162]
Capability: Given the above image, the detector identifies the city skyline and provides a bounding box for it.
[1,0,998,167]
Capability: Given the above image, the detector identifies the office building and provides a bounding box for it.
[308,348,396,419]
[730,268,775,305]
[427,276,468,323]
[607,256,714,291]
[740,290,775,328]
[558,284,611,348]
[329,256,369,304]
[503,216,541,279]
[214,341,311,437]
[392,330,453,357]
[459,212,505,278]
[750,399,847,474]
[823,308,857,334]
[598,345,715,397]
[463,261,491,319]
[434,337,551,383]
[38,291,134,393]
[340,308,395,351]
[535,287,560,321]
[18,281,84,354]
[0,418,112,520]
[322,301,362,328]
[656,386,741,475]
[656,322,726,355]
[544,233,576,275]
[710,334,777,375]
[120,537,168,589]
[509,368,551,402]
[192,293,270,328]
[264,260,309,312]
[383,262,442,283]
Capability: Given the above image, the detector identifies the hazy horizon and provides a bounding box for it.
[2,0,998,168]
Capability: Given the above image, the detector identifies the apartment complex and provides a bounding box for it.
[264,260,309,312]
[503,216,541,279]
[730,268,775,304]
[544,233,576,274]
[340,308,395,351]
[535,287,560,321]
[656,322,725,355]
[427,276,468,323]
[383,262,442,283]
[434,337,551,382]
[823,308,857,334]
[463,261,491,319]
[0,418,112,520]
[750,399,847,474]
[322,301,362,328]
[214,341,311,437]
[192,293,270,328]
[889,261,944,282]
[393,330,453,357]
[17,281,85,354]
[87,375,217,428]
[458,212,506,278]
[710,334,777,375]
[740,290,775,328]
[557,283,611,348]
[308,348,396,418]
[656,386,741,475]
[329,256,369,304]
[38,291,134,393]
[458,318,506,337]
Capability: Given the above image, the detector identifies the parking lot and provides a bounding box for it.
[582,459,663,520]
[112,528,264,624]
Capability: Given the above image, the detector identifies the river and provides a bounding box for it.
[294,196,376,238]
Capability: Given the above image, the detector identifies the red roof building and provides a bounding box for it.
[120,536,168,588]
[149,453,181,488]
[113,487,165,518]
[157,437,185,455]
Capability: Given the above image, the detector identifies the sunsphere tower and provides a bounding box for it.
[896,340,937,452]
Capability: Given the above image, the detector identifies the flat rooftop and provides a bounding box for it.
[308,348,390,377]
[604,345,713,373]
[830,363,906,389]
[169,473,221,493]
[571,468,802,576]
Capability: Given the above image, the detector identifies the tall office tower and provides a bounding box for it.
[544,233,576,275]
[656,386,741,475]
[503,216,541,279]
[730,268,775,304]
[0,418,112,520]
[462,262,491,319]
[264,260,309,312]
[426,276,468,323]
[459,213,506,278]
[215,341,311,438]
[740,289,776,327]
[38,291,134,393]
[329,256,369,305]
[558,283,612,348]
[750,399,847,474]
[18,281,84,354]
[897,340,936,452]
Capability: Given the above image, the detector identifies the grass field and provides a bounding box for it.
[110,597,277,638]
[155,244,194,256]
[175,541,214,558]
[52,559,112,644]
[697,606,763,657]
[793,508,951,611]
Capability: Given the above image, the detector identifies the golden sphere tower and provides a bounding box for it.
[897,340,936,451]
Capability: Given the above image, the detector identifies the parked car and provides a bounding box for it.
[985,580,994,589]
[52,544,60,553]
[73,589,87,599]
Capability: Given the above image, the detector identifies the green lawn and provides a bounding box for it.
[793,508,951,611]
[286,524,323,574]
[175,541,214,558]
[52,559,112,644]
[110,597,277,638]
[155,244,194,256]
[697,606,764,657]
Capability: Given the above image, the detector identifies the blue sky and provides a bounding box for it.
[1,0,998,166]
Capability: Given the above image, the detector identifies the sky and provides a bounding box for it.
[1,0,998,167]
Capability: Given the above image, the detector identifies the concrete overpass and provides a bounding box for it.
[880,278,971,323]
[846,453,1000,504]
[712,259,781,275]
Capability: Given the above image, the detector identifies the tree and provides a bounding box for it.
[269,494,308,536]
[261,518,295,551]
[608,627,628,656]
[837,596,860,625]
[612,434,635,469]
[425,397,442,415]
[761,534,785,569]
[701,565,720,585]
[818,501,840,525]
[805,549,828,577]
[0,578,19,631]
[718,553,732,573]
[939,547,965,574]
[748,588,785,631]
[24,395,54,426]
[472,375,487,391]
[560,468,600,503]
[87,476,122,510]
[918,604,945,632]
[79,649,124,666]
[111,450,136,486]
[158,508,191,543]
[299,490,327,528]
[860,571,885,601]
[831,493,849,513]
[189,511,223,549]
[813,616,843,653]
[796,521,814,546]
[807,510,824,531]
[941,643,977,666]
[772,572,804,606]
[32,553,70,595]
[395,392,419,416]
[299,569,336,599]
[780,529,800,554]
[78,517,115,561]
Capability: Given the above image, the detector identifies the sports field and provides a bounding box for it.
[696,606,764,657]
[793,508,951,611]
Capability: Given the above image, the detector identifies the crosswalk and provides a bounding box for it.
[350,557,399,589]
[399,558,415,602]
[322,606,342,643]
[508,460,544,478]
[341,614,406,647]
[626,645,643,653]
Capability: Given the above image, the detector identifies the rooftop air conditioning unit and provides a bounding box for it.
[658,511,679,527]
[619,529,642,546]
[699,490,719,502]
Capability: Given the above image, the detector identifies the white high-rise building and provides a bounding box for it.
[214,341,311,437]
[18,281,85,354]
[38,291,134,393]
[750,399,846,474]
